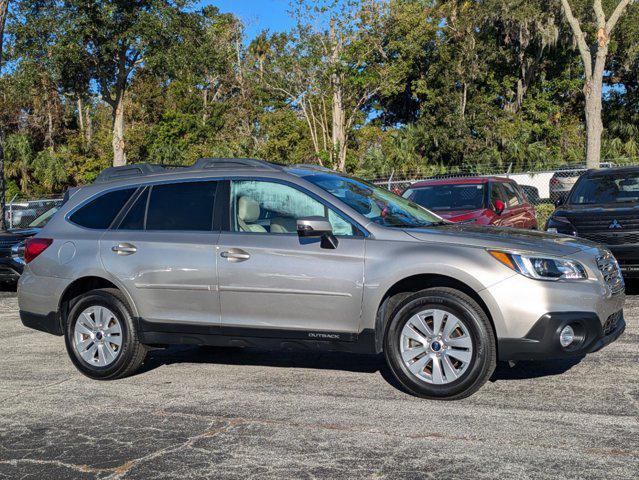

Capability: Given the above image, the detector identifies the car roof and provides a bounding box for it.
[88,158,327,189]
[408,176,511,188]
[584,166,639,177]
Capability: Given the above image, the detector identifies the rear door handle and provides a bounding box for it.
[221,249,250,262]
[112,243,137,255]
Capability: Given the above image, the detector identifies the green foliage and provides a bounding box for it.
[0,0,638,198]
[535,203,556,228]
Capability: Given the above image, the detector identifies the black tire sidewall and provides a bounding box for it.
[64,290,136,380]
[385,290,493,399]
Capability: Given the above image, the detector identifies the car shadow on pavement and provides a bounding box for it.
[138,345,584,391]
[141,345,387,375]
[490,357,584,381]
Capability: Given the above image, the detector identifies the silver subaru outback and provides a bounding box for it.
[18,159,626,399]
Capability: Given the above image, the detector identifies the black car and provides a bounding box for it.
[0,206,59,283]
[546,166,639,277]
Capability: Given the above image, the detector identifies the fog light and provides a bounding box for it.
[559,325,575,348]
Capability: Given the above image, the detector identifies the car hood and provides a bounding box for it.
[404,224,598,256]
[554,202,639,217]
[435,209,486,222]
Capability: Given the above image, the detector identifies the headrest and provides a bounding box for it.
[238,196,260,222]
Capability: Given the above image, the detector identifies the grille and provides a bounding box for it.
[581,232,639,245]
[567,213,639,233]
[603,311,622,336]
[596,252,625,295]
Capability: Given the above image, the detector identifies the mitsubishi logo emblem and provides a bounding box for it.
[609,219,622,229]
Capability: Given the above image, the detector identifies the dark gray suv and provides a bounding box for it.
[18,159,625,399]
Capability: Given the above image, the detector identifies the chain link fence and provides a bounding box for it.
[4,194,64,230]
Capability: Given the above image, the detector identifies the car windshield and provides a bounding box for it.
[28,207,59,228]
[403,184,485,211]
[302,173,441,228]
[569,172,639,205]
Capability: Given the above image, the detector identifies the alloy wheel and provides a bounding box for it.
[73,306,123,367]
[399,308,474,385]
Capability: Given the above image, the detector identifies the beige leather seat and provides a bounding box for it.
[237,196,267,232]
[270,217,297,234]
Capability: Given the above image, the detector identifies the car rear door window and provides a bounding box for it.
[146,181,217,231]
[69,188,136,229]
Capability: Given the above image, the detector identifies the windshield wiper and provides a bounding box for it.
[397,221,448,228]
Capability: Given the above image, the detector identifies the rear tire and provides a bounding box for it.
[64,288,147,380]
[384,287,496,400]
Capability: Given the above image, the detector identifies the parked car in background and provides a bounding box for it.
[520,185,540,205]
[546,166,639,278]
[18,159,625,400]
[5,198,62,229]
[0,206,60,283]
[403,177,537,229]
[549,169,587,201]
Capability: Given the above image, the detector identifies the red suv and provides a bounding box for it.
[402,177,538,229]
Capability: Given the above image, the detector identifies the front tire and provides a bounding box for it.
[64,288,147,380]
[384,287,496,400]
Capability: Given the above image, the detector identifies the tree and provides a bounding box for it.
[61,0,192,166]
[266,0,387,171]
[0,0,9,229]
[560,0,637,168]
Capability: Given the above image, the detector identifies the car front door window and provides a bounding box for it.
[230,180,356,236]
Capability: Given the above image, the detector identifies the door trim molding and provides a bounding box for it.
[218,285,352,297]
[137,318,377,354]
[135,283,217,291]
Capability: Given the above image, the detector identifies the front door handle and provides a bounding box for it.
[220,249,250,262]
[112,243,137,255]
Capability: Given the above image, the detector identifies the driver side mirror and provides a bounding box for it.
[296,216,338,249]
[554,194,566,207]
[493,199,505,215]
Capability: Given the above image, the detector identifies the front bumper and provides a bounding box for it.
[607,246,639,277]
[498,310,625,361]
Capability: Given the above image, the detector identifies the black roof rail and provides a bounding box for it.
[193,157,283,171]
[290,164,333,172]
[94,164,166,183]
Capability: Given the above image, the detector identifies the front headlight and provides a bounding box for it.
[488,250,587,281]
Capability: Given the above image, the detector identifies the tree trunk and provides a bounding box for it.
[202,86,209,125]
[331,77,347,171]
[584,77,604,169]
[330,50,348,171]
[460,82,467,119]
[111,94,126,167]
[0,0,9,230]
[560,0,633,169]
[77,97,85,132]
[85,104,93,146]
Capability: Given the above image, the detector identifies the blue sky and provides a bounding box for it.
[199,0,296,40]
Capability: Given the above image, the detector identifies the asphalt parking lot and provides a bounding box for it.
[0,288,637,480]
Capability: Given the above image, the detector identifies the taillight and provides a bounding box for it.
[550,177,560,185]
[24,238,53,264]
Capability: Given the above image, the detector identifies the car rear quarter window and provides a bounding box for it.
[118,187,149,230]
[69,188,136,229]
[146,181,217,231]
